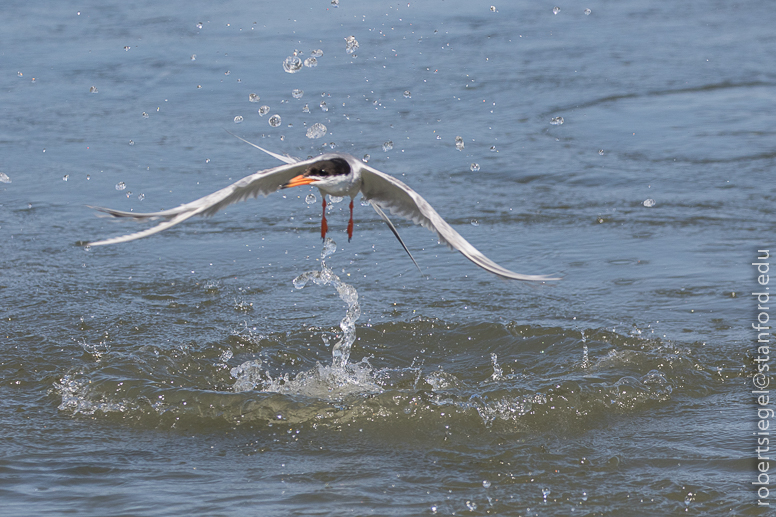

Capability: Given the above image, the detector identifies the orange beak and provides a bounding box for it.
[283,174,316,188]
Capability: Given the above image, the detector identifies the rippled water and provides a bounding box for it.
[1,0,772,515]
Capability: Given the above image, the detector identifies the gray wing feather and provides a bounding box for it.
[359,165,559,282]
[87,159,316,246]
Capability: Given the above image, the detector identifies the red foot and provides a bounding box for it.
[321,198,328,240]
[347,199,354,242]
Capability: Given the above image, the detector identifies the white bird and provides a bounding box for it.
[87,136,559,282]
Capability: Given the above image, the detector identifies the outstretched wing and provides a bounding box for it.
[87,158,319,246]
[359,164,559,282]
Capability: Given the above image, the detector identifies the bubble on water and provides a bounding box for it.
[552,6,560,14]
[142,111,149,118]
[483,480,491,488]
[128,140,134,146]
[311,49,324,57]
[305,193,317,204]
[403,90,411,98]
[249,93,260,102]
[190,54,196,61]
[550,116,564,125]
[258,105,270,116]
[320,101,328,112]
[115,182,126,191]
[643,198,656,207]
[470,163,480,172]
[283,56,303,73]
[234,115,243,123]
[584,8,592,15]
[331,0,339,6]
[306,123,327,139]
[89,86,98,93]
[138,193,145,201]
[62,175,69,181]
[196,22,203,29]
[542,487,551,499]
[455,135,464,150]
[490,6,497,12]
[302,104,310,113]
[269,114,282,127]
[471,219,479,226]
[362,154,370,163]
[382,141,394,152]
[345,35,359,54]
[598,149,605,155]
[304,57,318,68]
[292,88,304,99]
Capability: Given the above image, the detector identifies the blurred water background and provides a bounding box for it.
[1,0,773,514]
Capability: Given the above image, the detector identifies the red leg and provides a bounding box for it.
[347,199,354,242]
[321,198,328,240]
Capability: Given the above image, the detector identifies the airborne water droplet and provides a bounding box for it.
[320,101,328,112]
[234,115,243,123]
[249,93,260,102]
[311,49,324,57]
[305,193,317,204]
[455,135,464,150]
[142,112,149,118]
[362,154,370,163]
[292,89,304,99]
[306,123,327,139]
[643,198,656,208]
[598,149,605,155]
[115,181,126,191]
[470,163,480,172]
[584,8,592,15]
[552,6,560,14]
[302,104,310,113]
[258,105,270,116]
[304,57,318,68]
[89,86,98,93]
[268,114,282,127]
[62,175,69,181]
[382,141,393,152]
[550,116,564,125]
[403,90,411,98]
[345,35,359,54]
[283,56,303,73]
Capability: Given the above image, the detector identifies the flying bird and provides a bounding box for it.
[87,136,558,282]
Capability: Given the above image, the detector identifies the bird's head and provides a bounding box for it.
[283,157,352,189]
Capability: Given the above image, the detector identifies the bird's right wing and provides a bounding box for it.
[359,165,559,282]
[87,158,320,246]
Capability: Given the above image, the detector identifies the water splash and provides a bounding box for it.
[292,238,361,368]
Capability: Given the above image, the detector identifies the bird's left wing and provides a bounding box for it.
[87,158,317,246]
[359,164,559,282]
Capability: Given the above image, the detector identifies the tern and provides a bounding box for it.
[87,136,558,282]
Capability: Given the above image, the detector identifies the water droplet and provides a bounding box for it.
[552,6,560,14]
[643,198,656,208]
[234,115,243,123]
[362,154,370,163]
[455,135,464,150]
[597,217,605,224]
[115,182,126,191]
[306,122,327,139]
[542,487,551,499]
[431,506,437,514]
[268,114,282,127]
[305,193,317,204]
[258,105,270,116]
[249,93,260,102]
[128,140,134,145]
[138,193,145,201]
[345,35,359,54]
[142,112,149,118]
[126,191,132,198]
[17,72,22,77]
[62,175,69,181]
[197,85,202,89]
[403,90,411,98]
[550,116,564,125]
[483,480,491,488]
[311,49,324,57]
[684,492,693,506]
[328,195,344,204]
[292,89,304,99]
[465,501,477,511]
[598,149,605,155]
[304,57,318,68]
[584,8,592,15]
[382,141,394,152]
[86,175,90,181]
[319,101,329,112]
[224,71,231,76]
[331,0,339,6]
[470,163,480,172]
[489,145,497,152]
[190,54,196,61]
[124,46,130,51]
[196,22,203,29]
[490,5,497,12]
[302,104,310,113]
[471,219,479,226]
[283,56,303,73]
[89,86,98,93]
[581,492,588,502]
[328,142,336,149]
